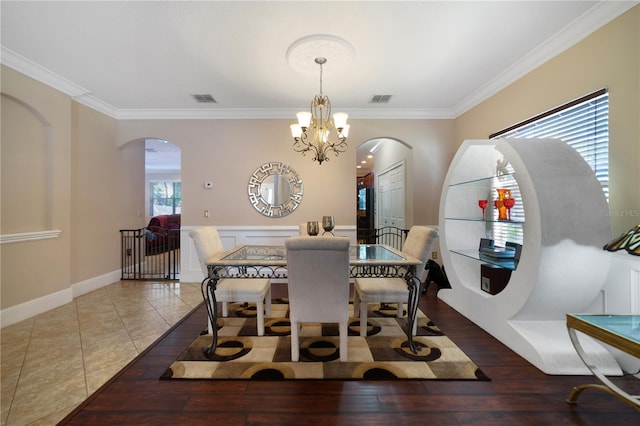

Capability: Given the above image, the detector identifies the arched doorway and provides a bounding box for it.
[145,138,181,224]
[121,137,182,281]
[356,138,412,243]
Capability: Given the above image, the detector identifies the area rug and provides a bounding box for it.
[161,300,490,381]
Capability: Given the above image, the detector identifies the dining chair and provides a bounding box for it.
[353,225,437,337]
[285,236,350,361]
[189,226,271,336]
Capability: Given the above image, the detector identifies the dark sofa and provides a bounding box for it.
[145,214,180,255]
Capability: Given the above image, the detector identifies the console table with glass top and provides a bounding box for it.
[566,314,640,410]
[203,243,422,357]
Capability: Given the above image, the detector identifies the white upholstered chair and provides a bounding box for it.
[189,226,271,336]
[284,236,350,362]
[353,226,437,337]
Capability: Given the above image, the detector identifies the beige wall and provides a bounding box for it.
[70,102,145,284]
[1,67,144,309]
[117,118,455,229]
[455,5,640,236]
[1,67,73,308]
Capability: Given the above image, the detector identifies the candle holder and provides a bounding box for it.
[322,216,335,235]
[307,221,319,236]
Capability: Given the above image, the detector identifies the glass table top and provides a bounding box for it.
[353,244,405,261]
[217,244,414,265]
[571,314,640,345]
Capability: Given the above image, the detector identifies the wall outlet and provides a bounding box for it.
[431,251,438,260]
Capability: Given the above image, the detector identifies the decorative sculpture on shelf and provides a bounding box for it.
[495,188,511,221]
[496,156,510,176]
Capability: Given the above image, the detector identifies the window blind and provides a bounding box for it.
[491,88,609,199]
[489,89,609,247]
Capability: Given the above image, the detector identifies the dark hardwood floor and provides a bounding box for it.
[60,283,639,425]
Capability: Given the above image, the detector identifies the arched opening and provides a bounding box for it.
[144,138,181,224]
[356,138,412,244]
[119,137,182,280]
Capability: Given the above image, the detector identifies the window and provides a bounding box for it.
[489,89,609,247]
[150,181,181,216]
[491,88,609,199]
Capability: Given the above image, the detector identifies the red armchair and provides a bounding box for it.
[145,214,181,255]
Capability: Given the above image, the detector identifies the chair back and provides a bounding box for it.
[402,226,438,275]
[188,226,224,278]
[285,236,350,323]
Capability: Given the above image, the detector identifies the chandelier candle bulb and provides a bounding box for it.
[333,112,348,129]
[290,124,303,138]
[296,111,312,128]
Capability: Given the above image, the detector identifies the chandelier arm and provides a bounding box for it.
[326,140,348,152]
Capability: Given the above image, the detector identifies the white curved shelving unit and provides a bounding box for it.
[438,139,619,374]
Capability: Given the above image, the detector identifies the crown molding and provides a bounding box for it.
[1,47,122,118]
[2,1,636,121]
[452,0,639,117]
[72,93,120,118]
[1,47,90,97]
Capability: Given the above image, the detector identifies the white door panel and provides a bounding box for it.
[377,162,405,229]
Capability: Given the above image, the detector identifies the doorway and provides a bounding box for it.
[356,138,411,242]
[377,161,406,230]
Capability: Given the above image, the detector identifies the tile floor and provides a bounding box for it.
[1,280,203,425]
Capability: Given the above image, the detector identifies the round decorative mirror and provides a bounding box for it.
[248,162,303,217]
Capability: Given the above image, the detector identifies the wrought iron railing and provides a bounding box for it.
[359,226,409,251]
[120,227,180,280]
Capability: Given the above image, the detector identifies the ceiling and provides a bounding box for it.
[2,1,636,174]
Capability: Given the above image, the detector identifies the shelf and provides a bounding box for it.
[449,249,519,270]
[439,138,614,374]
[445,217,524,225]
[448,172,516,187]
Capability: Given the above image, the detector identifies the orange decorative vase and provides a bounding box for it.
[495,188,511,220]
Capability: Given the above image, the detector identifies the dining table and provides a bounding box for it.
[566,314,640,409]
[201,243,423,357]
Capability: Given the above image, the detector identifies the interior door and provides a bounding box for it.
[377,162,405,229]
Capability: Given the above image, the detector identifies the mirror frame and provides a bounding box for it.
[248,162,303,217]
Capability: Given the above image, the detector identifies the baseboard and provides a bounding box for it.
[0,269,121,329]
[1,288,72,328]
[71,269,121,298]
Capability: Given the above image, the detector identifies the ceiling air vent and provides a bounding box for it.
[192,94,217,103]
[370,95,392,104]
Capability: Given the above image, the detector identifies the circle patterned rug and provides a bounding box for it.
[161,300,490,381]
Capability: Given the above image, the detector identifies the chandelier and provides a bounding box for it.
[290,57,349,165]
